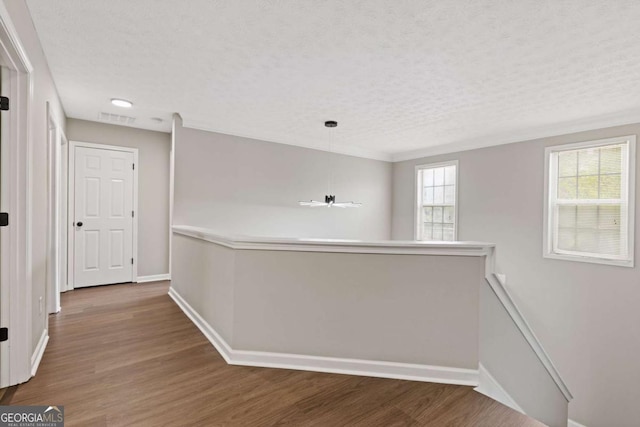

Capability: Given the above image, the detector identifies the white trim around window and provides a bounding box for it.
[543,135,636,267]
[414,160,459,241]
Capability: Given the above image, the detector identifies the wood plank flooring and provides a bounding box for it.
[0,386,16,405]
[7,281,545,426]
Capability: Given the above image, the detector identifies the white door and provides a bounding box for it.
[74,146,134,287]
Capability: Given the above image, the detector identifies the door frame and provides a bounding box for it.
[0,3,34,387]
[68,141,139,289]
[59,132,69,292]
[46,102,65,314]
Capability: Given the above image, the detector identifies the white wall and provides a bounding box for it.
[392,123,640,427]
[2,1,66,354]
[173,121,392,240]
[66,118,171,278]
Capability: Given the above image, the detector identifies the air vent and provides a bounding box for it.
[98,112,136,125]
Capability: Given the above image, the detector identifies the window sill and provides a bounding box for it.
[543,251,634,268]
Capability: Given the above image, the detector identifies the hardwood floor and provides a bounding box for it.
[0,385,16,404]
[7,281,545,426]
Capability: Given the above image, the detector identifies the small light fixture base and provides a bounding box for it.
[324,120,338,128]
[111,98,133,108]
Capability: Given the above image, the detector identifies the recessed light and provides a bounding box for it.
[111,98,133,108]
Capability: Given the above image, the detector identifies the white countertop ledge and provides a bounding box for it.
[172,225,495,256]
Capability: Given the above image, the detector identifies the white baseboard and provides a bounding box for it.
[568,419,588,427]
[31,329,49,377]
[475,363,524,414]
[168,287,479,386]
[168,287,233,364]
[229,348,478,385]
[136,273,171,283]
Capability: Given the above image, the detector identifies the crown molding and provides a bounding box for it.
[181,118,393,162]
[180,109,640,164]
[391,108,640,162]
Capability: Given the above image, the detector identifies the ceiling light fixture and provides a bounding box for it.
[298,121,362,208]
[111,98,133,108]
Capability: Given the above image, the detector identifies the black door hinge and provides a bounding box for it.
[0,327,8,342]
[0,212,8,227]
[132,210,134,218]
[131,258,134,265]
[0,96,9,111]
[132,163,135,170]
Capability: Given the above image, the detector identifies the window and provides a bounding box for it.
[544,136,636,267]
[415,161,458,241]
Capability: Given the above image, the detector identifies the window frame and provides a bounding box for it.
[543,135,636,267]
[414,160,459,241]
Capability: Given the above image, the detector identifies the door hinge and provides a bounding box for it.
[0,96,9,111]
[0,327,8,342]
[132,210,135,218]
[0,212,8,227]
[131,258,134,265]
[132,163,135,170]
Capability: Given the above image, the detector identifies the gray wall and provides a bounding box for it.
[171,232,483,369]
[479,281,568,427]
[392,123,640,427]
[173,122,392,240]
[67,119,171,277]
[233,249,482,367]
[3,1,67,354]
[171,233,235,343]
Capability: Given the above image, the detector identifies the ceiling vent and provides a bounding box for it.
[98,112,136,125]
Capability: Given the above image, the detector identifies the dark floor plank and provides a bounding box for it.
[8,281,545,427]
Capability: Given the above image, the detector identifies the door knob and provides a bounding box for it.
[77,221,83,227]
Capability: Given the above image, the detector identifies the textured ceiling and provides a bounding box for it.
[26,0,640,161]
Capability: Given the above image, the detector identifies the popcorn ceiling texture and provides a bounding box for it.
[26,0,640,159]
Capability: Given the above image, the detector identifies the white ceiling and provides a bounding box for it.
[26,0,640,161]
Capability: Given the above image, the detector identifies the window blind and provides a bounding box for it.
[552,143,628,259]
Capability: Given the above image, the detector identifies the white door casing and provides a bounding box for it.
[59,133,68,292]
[70,142,138,288]
[0,2,34,387]
[46,103,60,313]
